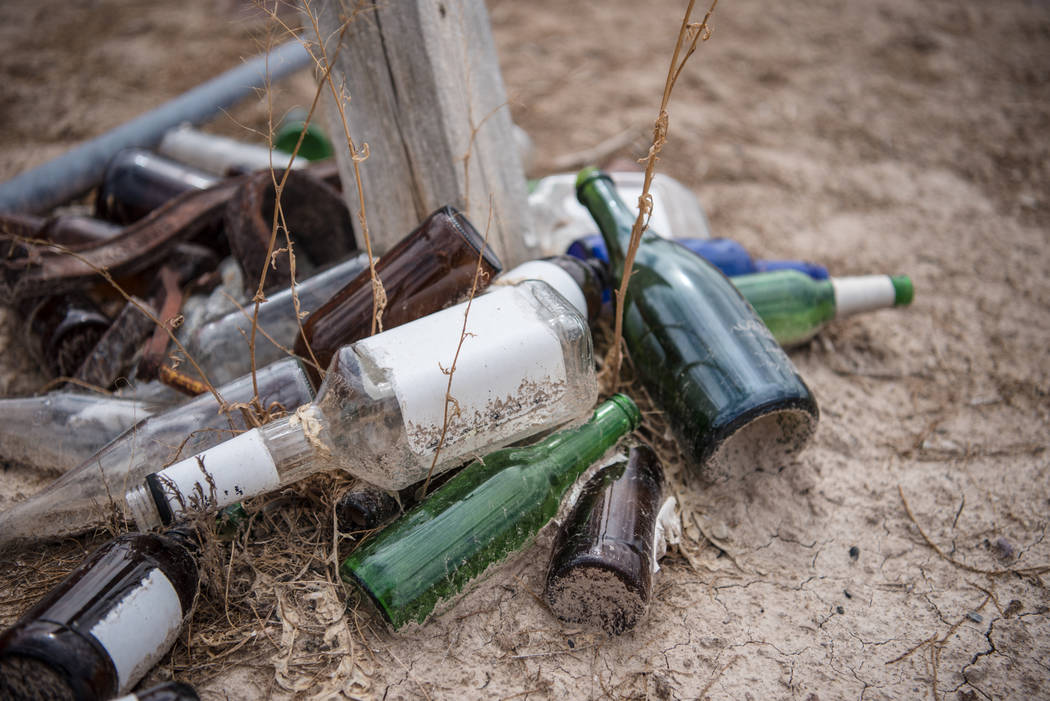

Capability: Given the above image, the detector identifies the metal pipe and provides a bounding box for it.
[0,40,312,214]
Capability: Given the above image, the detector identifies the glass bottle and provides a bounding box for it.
[127,277,599,528]
[0,528,199,700]
[728,270,914,348]
[23,292,111,378]
[544,444,666,635]
[0,358,315,548]
[576,167,819,482]
[528,170,712,256]
[567,233,829,280]
[0,392,159,474]
[96,148,219,225]
[114,681,200,701]
[274,108,334,162]
[341,394,641,629]
[178,252,369,386]
[158,124,305,176]
[295,205,503,384]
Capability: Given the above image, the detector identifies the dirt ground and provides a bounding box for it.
[1,1,1049,699]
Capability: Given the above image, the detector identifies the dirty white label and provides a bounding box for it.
[155,428,279,517]
[832,275,896,318]
[499,261,587,319]
[355,285,568,458]
[88,567,184,692]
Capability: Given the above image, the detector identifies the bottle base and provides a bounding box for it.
[700,405,818,484]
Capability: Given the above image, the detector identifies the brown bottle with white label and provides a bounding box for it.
[0,528,199,701]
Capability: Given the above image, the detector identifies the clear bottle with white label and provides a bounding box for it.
[127,278,598,529]
[0,528,199,700]
[0,357,315,548]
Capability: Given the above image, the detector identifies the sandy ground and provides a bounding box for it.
[1,1,1049,700]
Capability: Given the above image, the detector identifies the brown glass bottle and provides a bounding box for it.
[545,445,665,635]
[0,529,199,701]
[23,292,111,378]
[295,205,503,384]
[96,149,220,225]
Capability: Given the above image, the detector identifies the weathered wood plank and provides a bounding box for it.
[308,0,535,266]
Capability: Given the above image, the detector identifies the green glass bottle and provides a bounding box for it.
[341,394,641,629]
[731,270,914,347]
[576,167,819,481]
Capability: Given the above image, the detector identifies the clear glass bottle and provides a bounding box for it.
[0,528,198,700]
[0,392,159,474]
[178,253,369,386]
[577,167,819,482]
[127,277,599,528]
[341,394,640,629]
[729,270,914,347]
[158,124,306,176]
[0,358,315,548]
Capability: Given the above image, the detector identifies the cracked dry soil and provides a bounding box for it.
[1,1,1048,699]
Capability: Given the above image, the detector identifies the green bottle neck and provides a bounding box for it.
[576,168,644,275]
[538,394,641,497]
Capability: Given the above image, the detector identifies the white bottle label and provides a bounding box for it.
[355,285,569,459]
[153,428,279,518]
[88,567,185,692]
[832,275,896,318]
[498,260,588,319]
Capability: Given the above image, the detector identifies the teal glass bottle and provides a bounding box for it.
[576,167,819,481]
[341,394,641,629]
[730,270,914,347]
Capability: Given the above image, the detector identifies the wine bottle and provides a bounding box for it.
[0,392,159,474]
[729,270,914,347]
[544,445,666,635]
[127,277,599,528]
[158,124,306,176]
[179,252,370,386]
[567,233,829,280]
[341,394,641,629]
[0,357,315,548]
[295,206,503,384]
[0,528,199,700]
[96,148,219,225]
[576,167,819,481]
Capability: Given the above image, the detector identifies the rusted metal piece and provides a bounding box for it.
[0,178,241,304]
[74,297,157,389]
[223,169,356,293]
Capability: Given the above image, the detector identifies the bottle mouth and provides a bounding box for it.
[439,206,504,275]
[890,275,914,306]
[575,167,614,201]
[606,393,641,431]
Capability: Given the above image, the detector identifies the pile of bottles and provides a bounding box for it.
[0,115,914,698]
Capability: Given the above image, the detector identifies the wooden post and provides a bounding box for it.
[307,0,536,267]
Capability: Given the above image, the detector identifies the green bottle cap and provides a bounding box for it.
[606,393,642,431]
[575,166,613,200]
[890,275,914,306]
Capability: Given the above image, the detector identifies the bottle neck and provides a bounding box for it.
[540,394,641,497]
[576,168,641,275]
